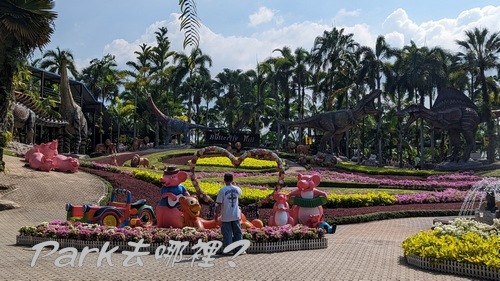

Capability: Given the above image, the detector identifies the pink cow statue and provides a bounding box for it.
[155,166,190,228]
[52,154,80,173]
[288,173,328,225]
[28,151,53,172]
[268,191,294,226]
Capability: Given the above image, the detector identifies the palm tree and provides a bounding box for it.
[456,27,500,163]
[125,44,153,139]
[173,47,212,124]
[107,96,135,145]
[148,27,176,145]
[310,27,359,111]
[357,36,393,163]
[397,42,448,165]
[0,0,57,172]
[80,54,121,104]
[37,46,78,77]
[178,0,200,49]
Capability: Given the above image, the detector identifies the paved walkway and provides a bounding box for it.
[0,155,477,281]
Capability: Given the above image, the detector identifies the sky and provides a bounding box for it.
[37,1,500,77]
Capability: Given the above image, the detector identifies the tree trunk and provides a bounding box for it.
[0,44,16,172]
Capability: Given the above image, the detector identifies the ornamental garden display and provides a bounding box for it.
[16,146,330,254]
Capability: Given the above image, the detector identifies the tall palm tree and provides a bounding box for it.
[125,43,153,139]
[0,0,57,172]
[107,96,135,145]
[398,42,448,165]
[37,46,78,77]
[80,54,121,103]
[357,36,393,163]
[310,27,359,111]
[173,47,212,124]
[456,27,500,163]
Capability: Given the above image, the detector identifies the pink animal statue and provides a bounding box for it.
[155,166,190,228]
[24,144,40,162]
[52,154,80,173]
[24,140,58,162]
[268,191,294,226]
[288,173,328,225]
[28,151,53,172]
[38,139,58,159]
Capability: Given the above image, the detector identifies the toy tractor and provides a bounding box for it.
[66,188,156,227]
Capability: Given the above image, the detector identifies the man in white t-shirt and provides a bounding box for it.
[215,173,243,253]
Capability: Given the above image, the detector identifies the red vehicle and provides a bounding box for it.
[66,188,156,227]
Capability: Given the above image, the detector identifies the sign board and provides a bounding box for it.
[205,131,260,147]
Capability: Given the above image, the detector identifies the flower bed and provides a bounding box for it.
[402,218,500,280]
[17,220,327,254]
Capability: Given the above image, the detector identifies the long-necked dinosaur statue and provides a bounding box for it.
[397,87,480,163]
[59,52,89,154]
[281,89,382,154]
[146,93,216,145]
[12,91,68,144]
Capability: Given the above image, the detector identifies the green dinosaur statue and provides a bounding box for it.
[146,93,217,145]
[397,87,480,163]
[281,90,381,154]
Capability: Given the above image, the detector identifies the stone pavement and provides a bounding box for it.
[0,155,477,281]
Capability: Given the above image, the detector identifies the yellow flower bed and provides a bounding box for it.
[403,230,500,269]
[190,156,278,169]
[327,192,396,207]
[182,180,273,204]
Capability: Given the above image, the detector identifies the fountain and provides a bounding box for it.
[459,178,500,225]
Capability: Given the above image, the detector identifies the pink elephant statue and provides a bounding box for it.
[289,173,328,225]
[155,166,190,228]
[268,191,294,226]
[29,151,53,172]
[52,154,80,173]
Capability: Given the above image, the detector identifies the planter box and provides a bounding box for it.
[406,255,500,281]
[16,236,327,254]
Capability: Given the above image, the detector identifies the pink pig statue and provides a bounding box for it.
[52,154,80,173]
[29,151,53,172]
[24,140,58,162]
[38,140,58,160]
[24,144,40,162]
[268,191,294,226]
[289,173,328,225]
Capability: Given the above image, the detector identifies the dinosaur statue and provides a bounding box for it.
[59,52,89,154]
[397,87,480,163]
[11,91,68,144]
[281,89,382,154]
[146,93,216,145]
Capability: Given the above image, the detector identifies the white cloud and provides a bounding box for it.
[333,8,361,23]
[96,6,500,76]
[248,7,276,27]
[380,6,500,51]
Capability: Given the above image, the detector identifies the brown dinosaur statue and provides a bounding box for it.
[397,87,480,163]
[146,92,216,145]
[281,90,381,154]
[59,52,88,154]
[11,91,68,144]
